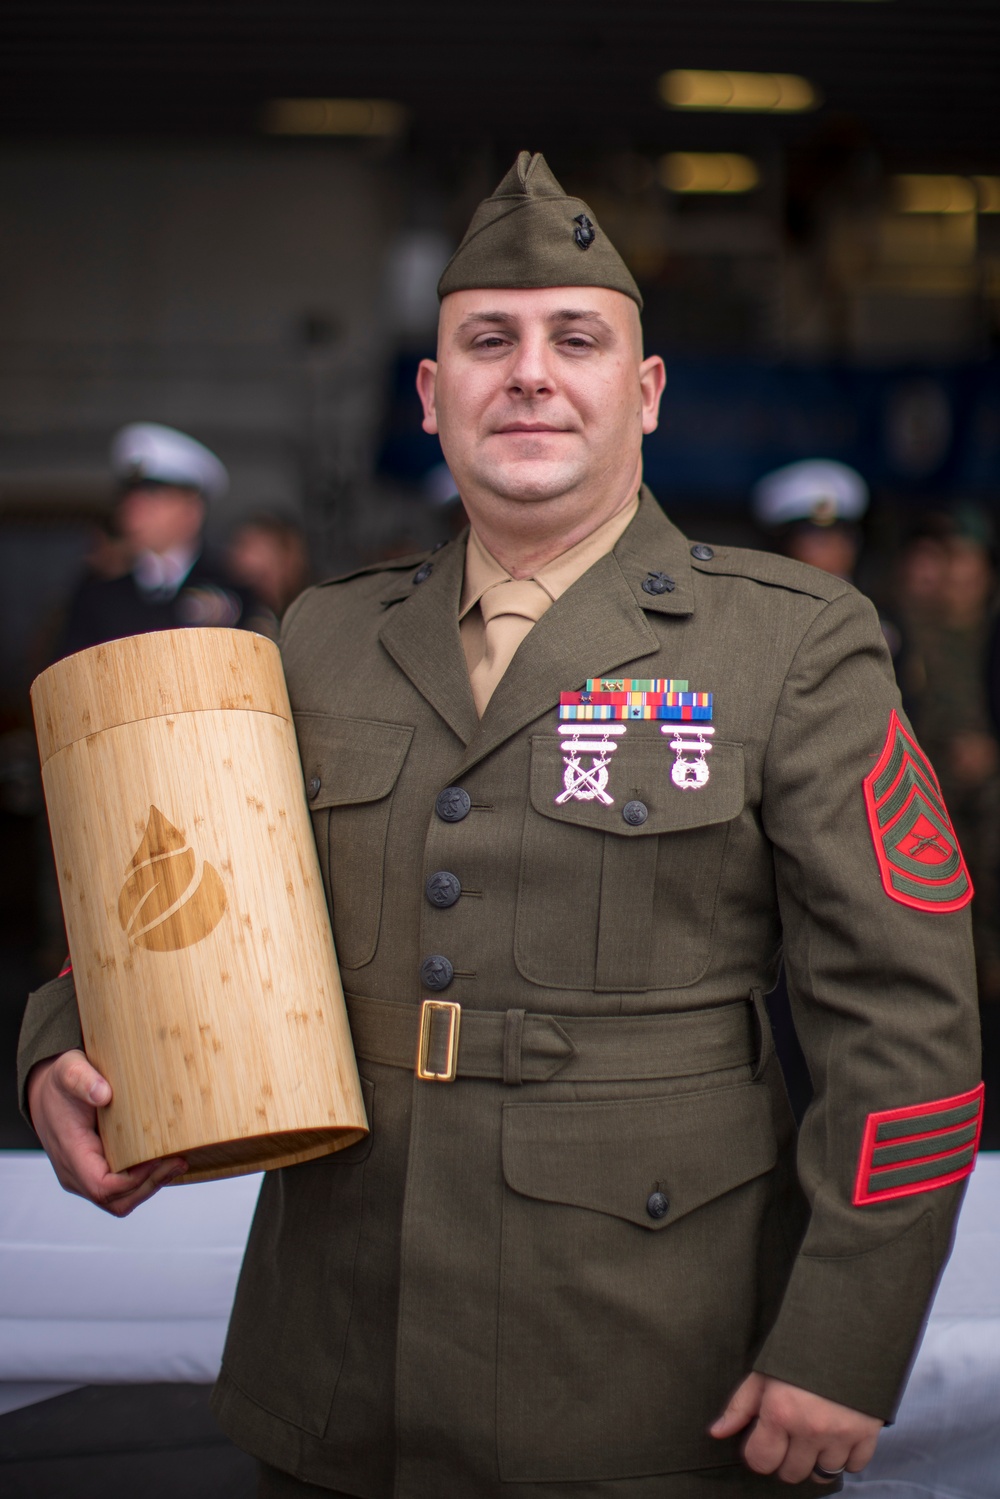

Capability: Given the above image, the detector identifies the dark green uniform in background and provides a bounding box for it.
[19,493,981,1496]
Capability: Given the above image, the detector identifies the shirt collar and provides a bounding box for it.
[459,493,640,620]
[134,544,199,597]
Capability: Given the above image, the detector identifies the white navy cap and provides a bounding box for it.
[752,459,868,529]
[110,423,229,503]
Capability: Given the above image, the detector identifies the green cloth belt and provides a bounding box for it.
[344,994,756,1085]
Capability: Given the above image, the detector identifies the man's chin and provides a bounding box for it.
[476,462,586,505]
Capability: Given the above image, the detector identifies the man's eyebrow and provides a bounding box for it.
[454,311,518,333]
[454,309,616,335]
[546,310,614,334]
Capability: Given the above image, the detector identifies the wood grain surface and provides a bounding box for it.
[32,630,368,1183]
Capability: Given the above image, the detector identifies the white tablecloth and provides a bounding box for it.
[1,1150,998,1494]
[0,1152,260,1407]
[842,1151,1000,1498]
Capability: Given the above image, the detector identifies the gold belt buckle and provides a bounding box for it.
[416,999,461,1082]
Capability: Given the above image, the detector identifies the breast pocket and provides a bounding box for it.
[515,732,745,991]
[294,713,413,970]
[498,1080,779,1481]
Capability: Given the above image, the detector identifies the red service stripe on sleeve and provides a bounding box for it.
[58,958,73,977]
[853,1082,985,1206]
[869,1136,977,1179]
[869,1120,980,1170]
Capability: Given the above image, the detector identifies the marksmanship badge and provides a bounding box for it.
[863,710,972,913]
[555,724,627,806]
[662,725,714,790]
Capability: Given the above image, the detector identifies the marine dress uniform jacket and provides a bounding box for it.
[19,493,981,1498]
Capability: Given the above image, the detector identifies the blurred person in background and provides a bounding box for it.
[225,512,312,636]
[753,458,911,667]
[752,459,868,582]
[58,422,268,658]
[896,516,1000,1004]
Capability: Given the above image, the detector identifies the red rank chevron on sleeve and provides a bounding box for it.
[863,710,973,913]
[853,1083,985,1206]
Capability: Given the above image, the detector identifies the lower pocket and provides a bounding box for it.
[497,1081,778,1481]
[220,1075,374,1435]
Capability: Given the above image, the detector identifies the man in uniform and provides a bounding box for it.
[20,155,981,1497]
[58,421,267,656]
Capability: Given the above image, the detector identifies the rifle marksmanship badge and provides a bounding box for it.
[555,723,627,805]
[863,710,972,913]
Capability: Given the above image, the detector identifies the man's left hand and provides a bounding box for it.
[710,1373,883,1485]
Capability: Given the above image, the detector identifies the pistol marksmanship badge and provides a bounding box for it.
[555,724,627,805]
[662,725,714,790]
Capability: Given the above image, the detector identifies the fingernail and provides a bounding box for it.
[88,1079,110,1105]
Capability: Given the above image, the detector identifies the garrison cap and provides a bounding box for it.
[437,151,643,309]
[111,422,229,503]
[753,459,868,530]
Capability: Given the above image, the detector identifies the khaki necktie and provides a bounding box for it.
[469,577,551,715]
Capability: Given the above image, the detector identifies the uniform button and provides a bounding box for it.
[646,1191,669,1220]
[426,870,462,908]
[622,800,648,826]
[412,562,434,585]
[436,787,471,822]
[307,776,322,800]
[642,571,675,596]
[420,954,455,991]
[690,543,715,561]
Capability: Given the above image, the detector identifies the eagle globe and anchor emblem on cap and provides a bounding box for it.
[118,805,227,952]
[863,711,973,913]
[573,213,596,249]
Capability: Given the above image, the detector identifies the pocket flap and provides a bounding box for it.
[293,713,413,809]
[530,733,745,834]
[502,1082,776,1230]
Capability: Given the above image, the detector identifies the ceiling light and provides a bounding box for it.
[975,176,1000,213]
[659,69,819,112]
[660,152,760,194]
[261,98,408,137]
[893,175,977,214]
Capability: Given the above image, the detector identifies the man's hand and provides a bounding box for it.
[27,1051,186,1217]
[710,1372,883,1485]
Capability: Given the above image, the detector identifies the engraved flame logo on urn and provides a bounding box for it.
[118,805,227,952]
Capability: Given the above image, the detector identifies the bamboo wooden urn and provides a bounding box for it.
[32,628,368,1183]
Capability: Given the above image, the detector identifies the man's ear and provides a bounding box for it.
[416,359,439,435]
[639,355,667,436]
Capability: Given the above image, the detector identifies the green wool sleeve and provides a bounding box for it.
[754,587,980,1419]
[17,973,84,1127]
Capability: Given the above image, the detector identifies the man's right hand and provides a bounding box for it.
[27,1051,186,1216]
